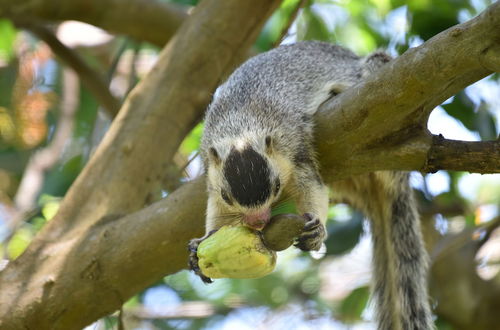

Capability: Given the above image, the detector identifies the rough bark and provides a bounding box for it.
[0,0,280,329]
[0,2,498,330]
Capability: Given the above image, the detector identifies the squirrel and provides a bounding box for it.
[188,41,433,330]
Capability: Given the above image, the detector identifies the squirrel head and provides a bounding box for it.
[206,134,286,230]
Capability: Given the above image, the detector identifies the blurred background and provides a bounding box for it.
[0,0,498,329]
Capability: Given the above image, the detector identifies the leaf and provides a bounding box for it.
[474,103,497,140]
[0,20,16,62]
[338,286,370,323]
[41,200,60,221]
[41,155,84,196]
[442,91,476,131]
[324,211,364,256]
[297,7,332,42]
[7,227,33,259]
[180,123,203,155]
[0,60,18,110]
[74,83,100,139]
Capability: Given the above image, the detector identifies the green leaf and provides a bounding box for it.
[442,92,476,131]
[41,200,60,221]
[338,286,370,323]
[180,123,203,155]
[7,227,33,259]
[474,104,497,140]
[324,211,364,255]
[0,61,18,110]
[74,83,100,139]
[41,155,84,196]
[297,7,332,42]
[0,20,16,62]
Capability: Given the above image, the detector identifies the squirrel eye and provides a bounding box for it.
[274,178,281,195]
[221,189,233,205]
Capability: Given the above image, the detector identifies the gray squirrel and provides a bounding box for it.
[189,41,433,330]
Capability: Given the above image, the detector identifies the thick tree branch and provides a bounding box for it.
[316,1,499,180]
[0,2,498,330]
[16,22,121,117]
[0,0,280,329]
[0,0,187,47]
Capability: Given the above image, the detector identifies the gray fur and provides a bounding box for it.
[194,41,433,329]
[201,42,363,166]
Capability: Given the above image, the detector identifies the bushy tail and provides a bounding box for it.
[369,172,433,330]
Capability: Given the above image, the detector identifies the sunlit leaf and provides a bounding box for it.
[7,227,33,259]
[0,20,16,62]
[42,200,60,221]
[180,123,203,155]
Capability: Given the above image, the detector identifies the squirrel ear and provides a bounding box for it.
[208,147,221,165]
[362,51,391,76]
[265,136,272,154]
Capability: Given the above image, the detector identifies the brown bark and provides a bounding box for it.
[0,0,280,329]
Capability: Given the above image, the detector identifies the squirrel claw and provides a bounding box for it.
[294,213,325,251]
[188,231,218,284]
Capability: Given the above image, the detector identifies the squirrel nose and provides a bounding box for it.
[243,208,271,230]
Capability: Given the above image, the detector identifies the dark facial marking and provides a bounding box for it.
[223,146,271,207]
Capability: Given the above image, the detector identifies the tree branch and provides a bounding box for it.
[316,1,500,180]
[15,22,121,117]
[0,0,281,329]
[0,0,188,47]
[424,135,500,174]
[9,68,79,237]
[428,217,500,329]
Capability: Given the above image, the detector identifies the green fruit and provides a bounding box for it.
[197,225,276,279]
[262,214,305,251]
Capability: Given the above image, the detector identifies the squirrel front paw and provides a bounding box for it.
[294,213,326,251]
[188,236,213,284]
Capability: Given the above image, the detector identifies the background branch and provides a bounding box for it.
[427,218,500,329]
[0,0,187,47]
[424,135,500,174]
[15,22,121,117]
[8,68,79,235]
